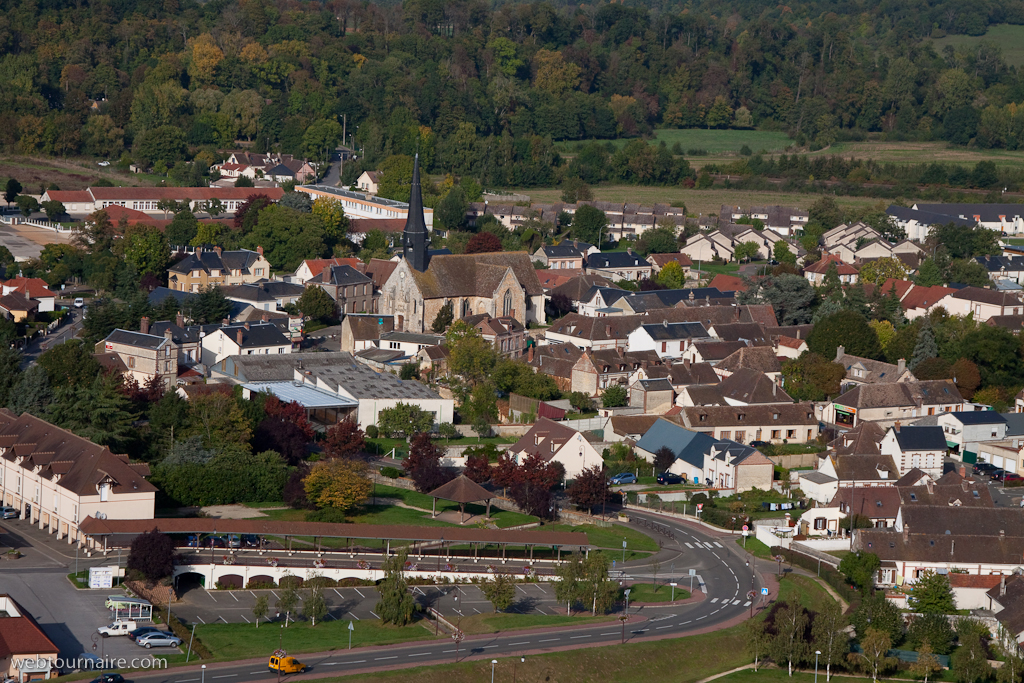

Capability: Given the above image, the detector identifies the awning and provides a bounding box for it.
[946,440,958,449]
[834,405,856,415]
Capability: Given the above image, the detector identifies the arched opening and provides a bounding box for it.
[176,572,206,591]
[217,574,244,589]
[247,575,276,589]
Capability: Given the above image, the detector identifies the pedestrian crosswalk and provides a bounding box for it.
[684,542,693,548]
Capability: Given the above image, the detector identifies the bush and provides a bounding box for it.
[380,466,403,479]
[246,580,276,589]
[366,425,379,438]
[279,575,304,589]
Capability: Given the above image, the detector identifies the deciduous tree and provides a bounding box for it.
[431,300,453,333]
[303,459,371,511]
[808,311,882,361]
[297,285,337,323]
[127,530,175,582]
[911,570,956,614]
[812,601,849,681]
[566,465,608,512]
[378,402,434,438]
[323,419,365,460]
[403,432,455,492]
[849,628,897,683]
[601,385,627,407]
[376,550,416,626]
[465,232,503,254]
[481,574,517,612]
[769,601,810,676]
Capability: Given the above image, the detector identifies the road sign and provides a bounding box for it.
[688,569,696,576]
[761,587,769,595]
[742,525,749,531]
[348,621,354,631]
[696,503,703,511]
[669,582,677,587]
[622,540,627,548]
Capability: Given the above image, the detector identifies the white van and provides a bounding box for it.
[97,619,137,637]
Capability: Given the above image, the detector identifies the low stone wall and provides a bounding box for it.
[443,443,511,458]
[493,424,533,437]
[770,452,825,469]
[557,510,612,527]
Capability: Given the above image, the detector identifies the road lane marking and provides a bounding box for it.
[319,663,339,667]
[369,611,380,619]
[230,592,239,602]
[207,592,217,603]
[713,542,723,547]
[744,601,751,606]
[375,657,397,661]
[333,589,343,597]
[601,633,618,636]
[710,598,718,603]
[684,543,693,548]
[241,615,250,623]
[271,591,280,599]
[408,653,429,657]
[212,675,238,679]
[196,616,206,624]
[697,615,707,620]
[570,635,591,639]
[732,600,742,605]
[539,638,560,642]
[354,588,365,598]
[656,625,672,630]
[508,642,530,646]
[347,612,360,620]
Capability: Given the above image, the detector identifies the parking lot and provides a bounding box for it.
[173,582,569,625]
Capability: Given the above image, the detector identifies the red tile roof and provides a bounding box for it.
[95,205,151,222]
[648,253,693,268]
[879,278,914,300]
[778,336,807,349]
[3,277,53,300]
[0,595,59,657]
[350,218,407,234]
[303,258,362,279]
[46,190,92,203]
[948,574,1005,589]
[805,253,859,275]
[708,274,749,292]
[901,285,957,311]
[89,187,285,201]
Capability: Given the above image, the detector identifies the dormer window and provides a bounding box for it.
[773,413,779,420]
[699,414,707,421]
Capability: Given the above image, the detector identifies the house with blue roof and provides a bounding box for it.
[635,418,773,491]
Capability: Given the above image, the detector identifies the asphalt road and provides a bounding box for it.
[126,512,765,682]
[20,305,84,369]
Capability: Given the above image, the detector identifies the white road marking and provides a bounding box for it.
[230,592,239,602]
[196,616,206,624]
[680,620,691,625]
[697,615,707,620]
[713,542,723,548]
[271,591,280,600]
[704,542,715,548]
[369,611,380,619]
[319,663,339,667]
[347,612,360,620]
[207,592,217,603]
[744,601,751,607]
[354,588,365,598]
[600,633,618,636]
[241,615,250,623]
[732,600,742,605]
[684,543,694,548]
[342,660,366,664]
[473,608,481,614]
[710,598,718,603]
[375,657,397,661]
[212,675,237,679]
[656,625,672,630]
[508,642,530,646]
[408,653,429,657]
[539,638,560,642]
[570,635,591,639]
[333,589,343,597]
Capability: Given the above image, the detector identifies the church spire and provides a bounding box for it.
[402,153,430,272]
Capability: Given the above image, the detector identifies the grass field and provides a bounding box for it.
[515,185,904,218]
[455,612,615,635]
[195,618,435,658]
[807,138,1024,168]
[0,156,158,193]
[556,129,793,155]
[928,24,1024,68]
[624,582,690,603]
[327,573,836,683]
[542,523,659,553]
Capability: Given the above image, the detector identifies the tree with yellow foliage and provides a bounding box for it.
[187,34,224,87]
[303,459,372,511]
[532,49,581,97]
[311,196,349,242]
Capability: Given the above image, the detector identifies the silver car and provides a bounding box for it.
[136,632,181,649]
[0,507,19,519]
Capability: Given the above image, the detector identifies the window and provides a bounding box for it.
[771,430,781,439]
[165,346,171,357]
[128,356,135,369]
[992,430,998,438]
[786,429,796,439]
[661,342,667,352]
[734,431,745,443]
[720,431,731,440]
[814,518,826,530]
[807,429,814,440]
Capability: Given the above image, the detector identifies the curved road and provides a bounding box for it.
[126,512,767,682]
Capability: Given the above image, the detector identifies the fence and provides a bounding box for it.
[772,545,860,605]
[559,416,607,432]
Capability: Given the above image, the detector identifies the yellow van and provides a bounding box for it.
[268,650,306,674]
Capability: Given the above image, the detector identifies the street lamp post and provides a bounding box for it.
[513,656,524,683]
[622,539,626,564]
[815,650,821,683]
[201,665,206,683]
[491,660,498,683]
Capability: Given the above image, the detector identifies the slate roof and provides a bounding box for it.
[836,350,910,384]
[913,203,1023,223]
[407,252,543,299]
[168,248,264,275]
[718,368,793,404]
[891,425,947,451]
[638,378,674,392]
[899,506,1024,536]
[104,329,170,349]
[379,331,444,346]
[886,204,976,228]
[218,322,290,348]
[0,291,36,312]
[538,244,585,259]
[587,252,652,269]
[856,530,1024,566]
[428,475,493,503]
[682,384,729,406]
[529,342,584,379]
[641,362,719,386]
[829,487,902,518]
[311,264,374,286]
[636,418,716,469]
[692,340,746,361]
[712,322,769,345]
[1001,412,1024,436]
[949,286,1022,307]
[898,478,993,507]
[639,321,710,341]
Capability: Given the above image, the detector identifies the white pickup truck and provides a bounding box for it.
[97,620,137,637]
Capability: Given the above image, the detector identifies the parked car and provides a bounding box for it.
[608,473,637,485]
[98,620,137,637]
[268,652,306,674]
[974,462,997,473]
[89,674,125,683]
[240,534,261,548]
[1002,472,1023,483]
[656,472,684,485]
[0,506,19,519]
[749,440,771,449]
[135,633,182,649]
[204,536,227,548]
[128,627,165,642]
[990,469,1006,481]
[73,297,84,308]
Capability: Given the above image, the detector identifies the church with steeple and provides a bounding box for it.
[380,155,546,333]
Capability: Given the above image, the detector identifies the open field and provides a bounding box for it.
[928,24,1024,68]
[806,139,1024,168]
[515,186,900,217]
[455,612,615,635]
[556,129,793,155]
[328,573,835,683]
[0,156,158,192]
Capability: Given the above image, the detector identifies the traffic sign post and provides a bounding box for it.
[742,524,749,548]
[761,586,769,610]
[348,620,354,649]
[622,539,627,564]
[670,582,678,602]
[689,568,696,592]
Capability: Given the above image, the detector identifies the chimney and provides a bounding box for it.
[176,312,184,328]
[959,465,967,479]
[926,479,934,494]
[257,246,264,256]
[528,344,534,363]
[684,358,691,369]
[222,318,229,326]
[1000,529,1006,538]
[164,328,173,342]
[605,324,612,337]
[573,239,579,249]
[213,246,222,257]
[140,316,150,334]
[1000,576,1007,596]
[772,382,777,396]
[196,246,202,255]
[236,328,244,345]
[663,319,668,328]
[895,420,901,433]
[835,344,845,362]
[244,322,250,330]
[735,306,741,320]
[903,524,909,542]
[261,312,268,322]
[626,247,633,255]
[897,358,906,374]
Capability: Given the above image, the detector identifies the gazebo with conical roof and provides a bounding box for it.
[427,475,493,524]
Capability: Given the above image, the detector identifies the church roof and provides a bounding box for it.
[408,252,544,299]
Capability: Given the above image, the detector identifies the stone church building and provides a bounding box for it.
[380,156,545,332]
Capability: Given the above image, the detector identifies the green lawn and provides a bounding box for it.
[366,436,516,459]
[625,583,691,603]
[928,24,1024,68]
[195,618,435,659]
[735,535,773,560]
[456,612,616,635]
[539,523,657,561]
[556,129,793,154]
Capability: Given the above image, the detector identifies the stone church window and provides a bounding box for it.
[503,289,512,317]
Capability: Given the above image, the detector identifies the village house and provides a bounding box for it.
[462,313,528,359]
[804,254,860,285]
[532,242,587,270]
[41,186,285,216]
[167,247,272,293]
[935,411,1008,462]
[0,292,37,322]
[879,423,948,479]
[585,250,653,281]
[646,253,693,276]
[629,378,675,414]
[340,314,395,353]
[0,594,59,683]
[679,403,819,444]
[929,287,1024,322]
[506,418,602,480]
[1,278,54,313]
[308,264,376,314]
[808,486,903,535]
[97,326,180,389]
[823,380,965,427]
[626,321,711,360]
[200,321,292,365]
[834,345,915,391]
[356,170,381,195]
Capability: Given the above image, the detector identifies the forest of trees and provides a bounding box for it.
[3,0,1024,189]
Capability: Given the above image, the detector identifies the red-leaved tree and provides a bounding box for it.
[323,419,365,460]
[265,396,314,441]
[233,193,273,230]
[464,454,491,483]
[465,232,503,254]
[404,432,456,492]
[567,465,610,513]
[491,453,519,495]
